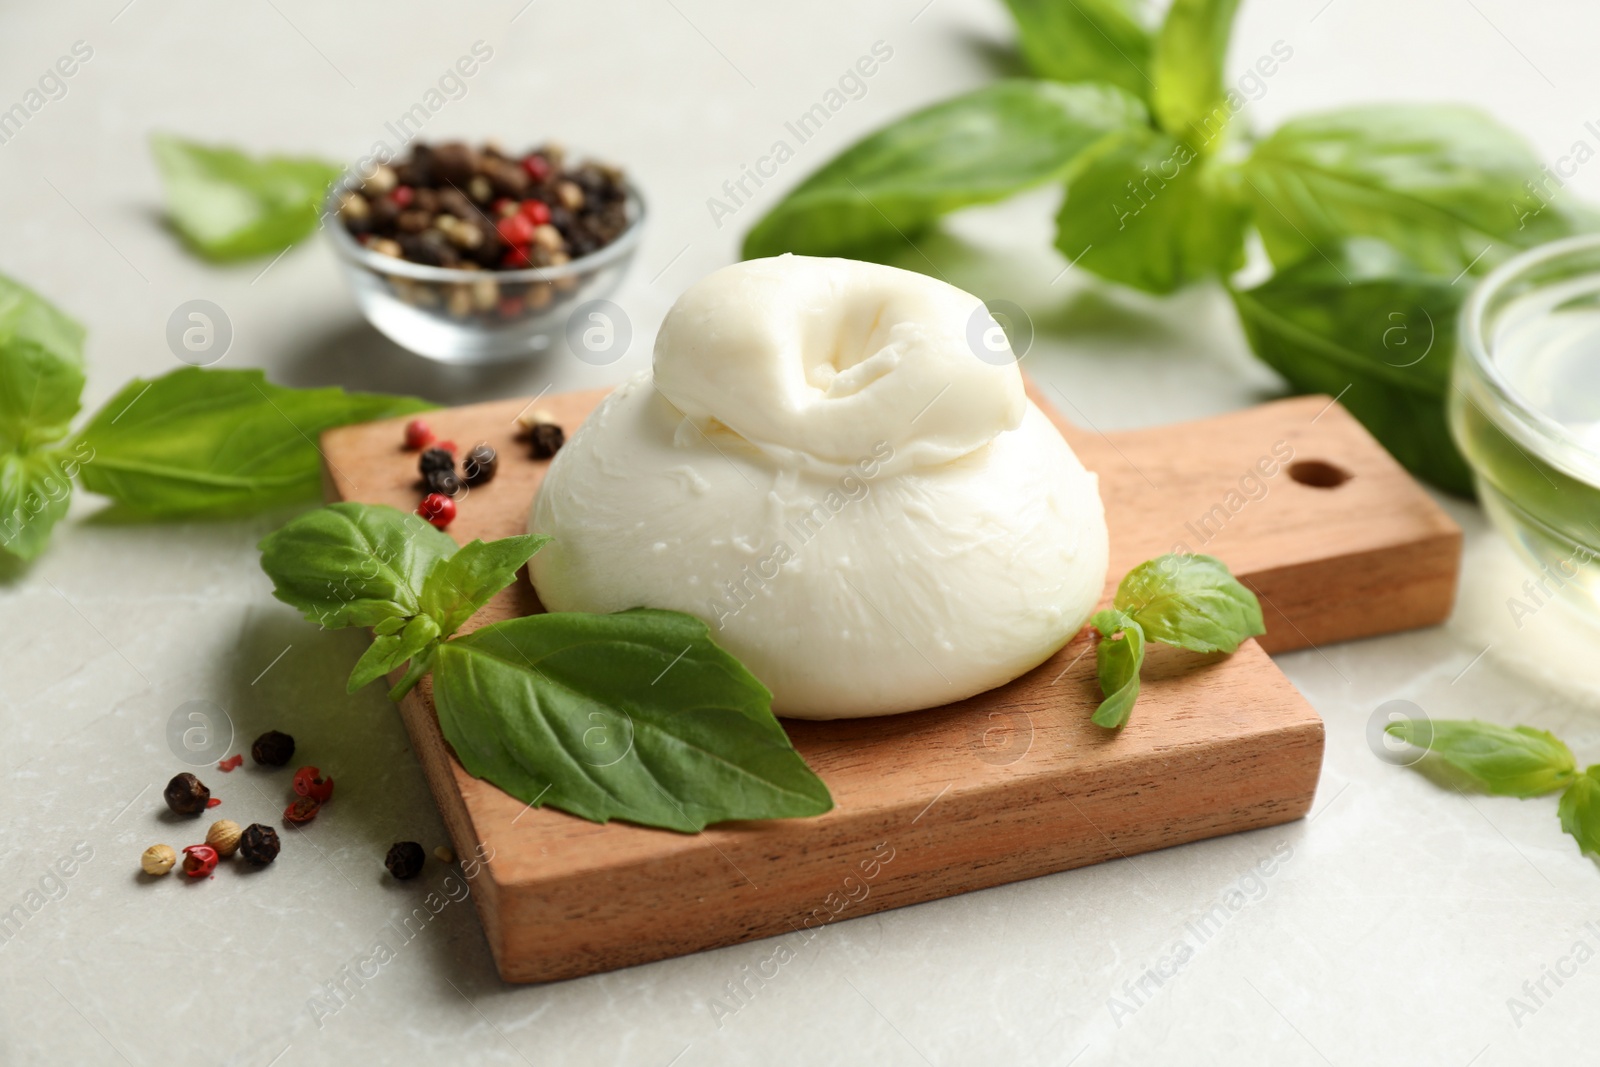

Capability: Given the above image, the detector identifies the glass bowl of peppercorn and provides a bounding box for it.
[325,140,645,364]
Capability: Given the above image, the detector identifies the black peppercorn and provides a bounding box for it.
[424,468,462,496]
[462,443,498,486]
[163,772,210,816]
[385,841,426,880]
[431,141,479,185]
[398,230,459,267]
[239,823,281,865]
[528,423,564,459]
[418,447,456,476]
[250,730,296,767]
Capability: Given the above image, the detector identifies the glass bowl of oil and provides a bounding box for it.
[1454,234,1600,609]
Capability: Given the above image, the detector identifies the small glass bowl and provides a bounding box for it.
[1453,234,1600,612]
[323,177,645,364]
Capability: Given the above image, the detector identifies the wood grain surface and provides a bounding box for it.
[320,386,1459,983]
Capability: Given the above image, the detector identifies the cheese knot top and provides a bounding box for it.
[652,256,1025,476]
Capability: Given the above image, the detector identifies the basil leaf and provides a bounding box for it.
[348,613,440,696]
[1055,128,1248,293]
[1092,607,1136,637]
[1244,105,1593,274]
[1084,556,1261,731]
[0,277,88,561]
[432,609,834,833]
[373,615,407,637]
[741,80,1146,260]
[1000,0,1153,101]
[417,534,550,639]
[1114,553,1264,653]
[0,273,85,370]
[1385,719,1576,797]
[258,502,458,629]
[1230,240,1473,496]
[1558,769,1600,856]
[151,134,342,261]
[1090,610,1144,729]
[0,448,76,562]
[0,341,85,453]
[74,368,432,518]
[0,274,86,454]
[1151,0,1241,146]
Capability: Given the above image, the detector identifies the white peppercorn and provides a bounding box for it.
[141,844,177,876]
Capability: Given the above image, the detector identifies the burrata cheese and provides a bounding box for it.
[528,255,1108,719]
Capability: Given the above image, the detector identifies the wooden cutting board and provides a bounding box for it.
[320,385,1460,983]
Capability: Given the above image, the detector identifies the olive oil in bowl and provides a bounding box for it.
[1454,236,1600,612]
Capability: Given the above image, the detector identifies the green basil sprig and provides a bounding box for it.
[257,501,462,630]
[1089,553,1264,728]
[257,503,834,833]
[259,502,546,699]
[151,134,342,261]
[0,271,432,562]
[1386,719,1600,860]
[1385,718,1575,797]
[742,0,1600,496]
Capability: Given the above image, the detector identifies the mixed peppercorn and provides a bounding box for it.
[385,841,426,881]
[143,729,446,885]
[149,734,303,877]
[337,141,631,321]
[518,407,566,459]
[238,824,280,866]
[205,819,242,857]
[398,412,561,531]
[250,729,295,767]
[163,772,210,816]
[182,844,219,879]
[140,844,177,876]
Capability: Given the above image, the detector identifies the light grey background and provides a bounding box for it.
[3,1,1600,1064]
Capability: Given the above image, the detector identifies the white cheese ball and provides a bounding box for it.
[529,256,1108,719]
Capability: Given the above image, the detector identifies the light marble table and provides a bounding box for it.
[4,0,1600,1063]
